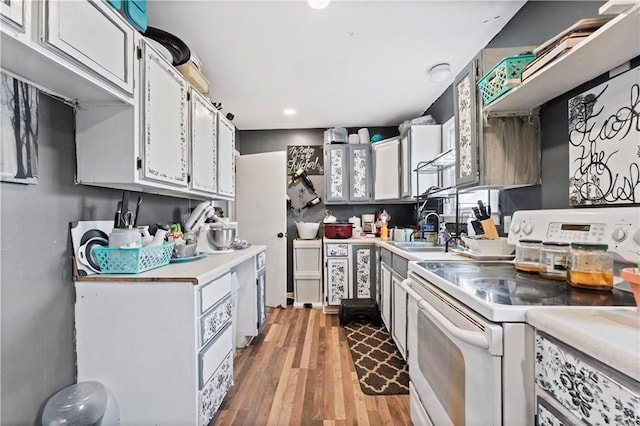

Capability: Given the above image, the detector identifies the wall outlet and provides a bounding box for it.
[503,215,512,233]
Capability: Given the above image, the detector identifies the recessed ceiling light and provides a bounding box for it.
[308,0,330,10]
[284,108,297,116]
[428,63,451,82]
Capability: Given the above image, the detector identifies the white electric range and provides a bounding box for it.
[404,207,639,426]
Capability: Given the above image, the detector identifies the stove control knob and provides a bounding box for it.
[611,228,627,242]
[522,223,533,235]
[511,222,521,233]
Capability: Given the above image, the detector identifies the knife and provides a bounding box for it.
[133,196,142,227]
[477,200,489,220]
[114,201,122,228]
[472,206,482,220]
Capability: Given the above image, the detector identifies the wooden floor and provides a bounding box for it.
[212,306,412,426]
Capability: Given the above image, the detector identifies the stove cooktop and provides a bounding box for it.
[410,261,636,322]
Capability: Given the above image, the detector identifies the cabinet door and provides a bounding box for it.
[453,57,480,187]
[373,138,400,200]
[348,145,372,202]
[257,267,266,332]
[190,90,218,195]
[325,145,348,203]
[351,244,376,298]
[42,0,135,94]
[326,258,349,305]
[141,43,189,187]
[392,274,407,359]
[1,0,26,32]
[217,114,236,199]
[380,264,392,331]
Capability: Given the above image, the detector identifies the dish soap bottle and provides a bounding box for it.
[380,217,388,241]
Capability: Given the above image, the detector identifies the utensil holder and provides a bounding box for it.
[479,218,500,240]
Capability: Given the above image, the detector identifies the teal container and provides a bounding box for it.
[123,0,147,32]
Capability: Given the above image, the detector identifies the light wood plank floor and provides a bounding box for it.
[212,306,412,426]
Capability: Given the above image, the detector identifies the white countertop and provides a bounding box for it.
[75,245,266,285]
[527,309,640,382]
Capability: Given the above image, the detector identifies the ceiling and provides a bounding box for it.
[147,1,527,131]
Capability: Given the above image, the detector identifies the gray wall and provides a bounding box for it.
[0,94,211,424]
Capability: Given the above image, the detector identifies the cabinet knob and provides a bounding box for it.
[277,232,285,238]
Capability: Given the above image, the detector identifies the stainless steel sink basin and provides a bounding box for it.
[386,241,445,252]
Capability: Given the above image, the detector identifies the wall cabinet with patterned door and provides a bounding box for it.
[189,89,218,196]
[217,113,236,200]
[453,47,540,189]
[325,145,372,204]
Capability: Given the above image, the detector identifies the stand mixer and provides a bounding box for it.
[184,201,237,254]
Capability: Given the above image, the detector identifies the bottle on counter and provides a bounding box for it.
[567,243,614,291]
[380,218,388,241]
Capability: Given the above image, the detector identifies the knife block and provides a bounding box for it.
[479,218,500,240]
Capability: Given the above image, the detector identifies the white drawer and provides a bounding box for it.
[199,272,231,314]
[199,323,233,388]
[200,294,233,347]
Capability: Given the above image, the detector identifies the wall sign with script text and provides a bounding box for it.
[568,66,639,206]
[287,145,324,175]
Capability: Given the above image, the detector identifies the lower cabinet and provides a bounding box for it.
[293,239,323,308]
[74,272,235,425]
[234,250,267,348]
[392,274,407,359]
[534,331,640,426]
[380,263,393,331]
[323,241,377,313]
[380,247,409,359]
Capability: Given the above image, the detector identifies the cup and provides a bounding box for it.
[109,228,142,248]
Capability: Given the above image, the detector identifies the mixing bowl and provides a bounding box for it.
[296,221,320,239]
[205,225,236,250]
[461,236,515,256]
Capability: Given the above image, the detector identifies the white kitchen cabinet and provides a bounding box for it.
[1,0,27,34]
[391,274,407,359]
[325,145,372,204]
[380,262,392,331]
[190,89,218,196]
[373,137,401,201]
[74,273,235,425]
[42,0,135,95]
[217,113,236,199]
[141,41,189,187]
[234,250,267,347]
[400,125,442,198]
[76,37,235,200]
[323,241,377,313]
[1,0,134,103]
[293,239,322,308]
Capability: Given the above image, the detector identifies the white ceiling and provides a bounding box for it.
[147,1,526,130]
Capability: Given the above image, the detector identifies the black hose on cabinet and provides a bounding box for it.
[142,26,191,66]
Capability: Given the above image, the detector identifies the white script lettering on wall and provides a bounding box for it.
[1,72,39,185]
[568,66,639,206]
[287,145,324,175]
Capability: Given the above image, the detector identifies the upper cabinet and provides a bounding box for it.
[485,2,640,116]
[373,137,401,201]
[325,144,372,204]
[217,114,236,200]
[453,47,540,189]
[400,125,441,198]
[141,42,189,187]
[76,37,234,200]
[1,0,135,103]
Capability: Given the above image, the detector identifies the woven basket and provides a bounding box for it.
[94,242,174,274]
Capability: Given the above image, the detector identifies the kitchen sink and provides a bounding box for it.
[386,241,445,252]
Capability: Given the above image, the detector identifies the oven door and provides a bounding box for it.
[404,273,503,426]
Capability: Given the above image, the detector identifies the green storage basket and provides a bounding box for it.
[94,241,174,274]
[476,53,536,105]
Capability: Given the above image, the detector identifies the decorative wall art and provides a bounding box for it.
[568,66,639,206]
[287,145,324,175]
[1,72,39,184]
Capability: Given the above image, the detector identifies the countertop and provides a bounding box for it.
[74,245,266,285]
[527,309,640,382]
[323,237,470,261]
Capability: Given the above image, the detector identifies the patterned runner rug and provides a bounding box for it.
[343,320,409,395]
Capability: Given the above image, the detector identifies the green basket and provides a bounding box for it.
[94,241,174,274]
[476,54,536,105]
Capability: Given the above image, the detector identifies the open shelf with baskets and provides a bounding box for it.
[484,1,640,116]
